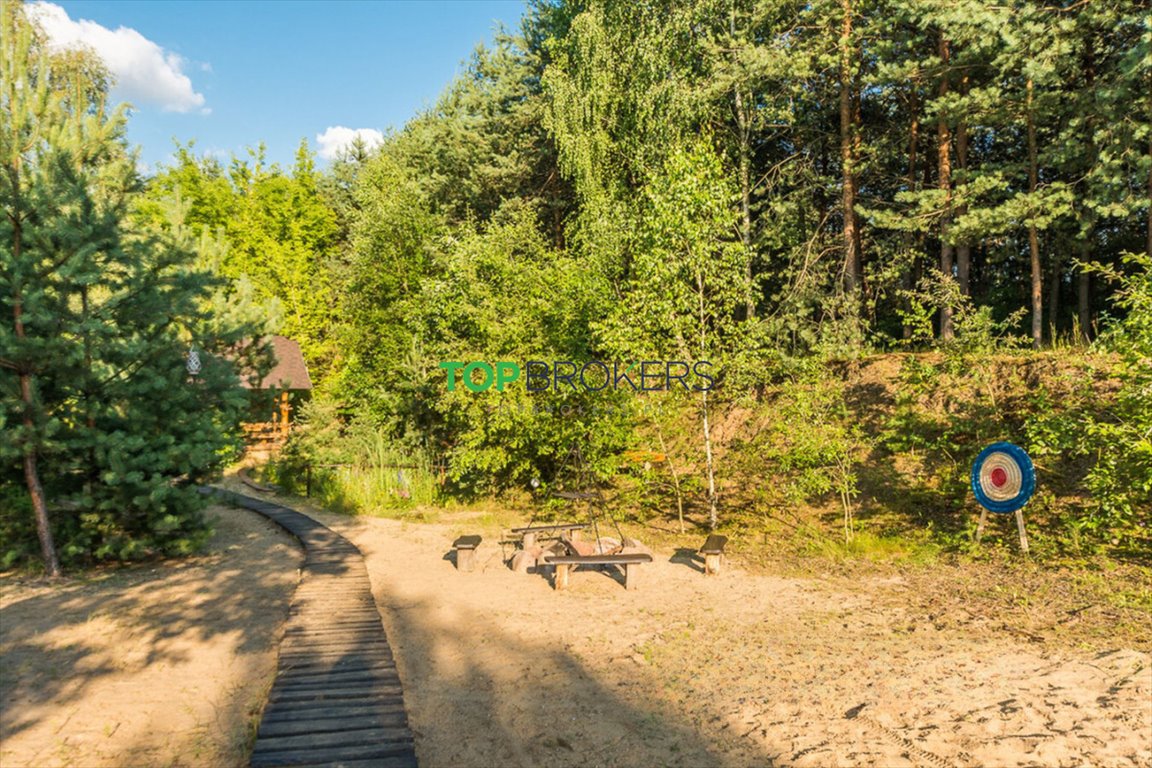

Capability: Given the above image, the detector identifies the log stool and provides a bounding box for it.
[453,535,482,572]
[700,534,728,576]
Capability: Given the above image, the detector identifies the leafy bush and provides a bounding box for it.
[0,486,34,569]
[732,371,863,542]
[1081,253,1152,548]
[898,272,1028,354]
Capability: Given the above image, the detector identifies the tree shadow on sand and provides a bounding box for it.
[374,577,777,767]
[0,505,304,762]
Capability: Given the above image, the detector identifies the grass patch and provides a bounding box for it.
[802,529,944,564]
[264,432,442,519]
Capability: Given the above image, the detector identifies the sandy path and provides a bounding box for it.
[0,504,303,768]
[304,510,1151,768]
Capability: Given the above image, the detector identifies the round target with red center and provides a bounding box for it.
[971,442,1035,514]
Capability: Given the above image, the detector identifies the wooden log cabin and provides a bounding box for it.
[241,336,313,457]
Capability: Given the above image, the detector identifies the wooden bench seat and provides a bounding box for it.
[699,534,728,576]
[452,535,482,572]
[543,553,653,591]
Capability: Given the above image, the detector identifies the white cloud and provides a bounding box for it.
[315,126,384,160]
[25,2,206,113]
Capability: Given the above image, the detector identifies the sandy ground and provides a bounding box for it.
[2,494,1148,768]
[0,504,303,768]
[290,507,1152,768]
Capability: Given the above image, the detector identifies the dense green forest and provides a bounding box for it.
[3,0,1150,572]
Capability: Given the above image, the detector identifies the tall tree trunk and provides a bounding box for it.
[816,134,830,234]
[19,369,58,578]
[701,388,717,531]
[12,301,60,577]
[1048,237,1061,338]
[697,271,718,531]
[903,87,921,340]
[735,88,754,319]
[937,34,954,340]
[1077,35,1096,341]
[852,57,864,272]
[1078,239,1092,340]
[9,197,61,577]
[731,8,755,320]
[839,0,861,299]
[1147,132,1151,259]
[1026,76,1043,349]
[955,70,971,297]
[80,285,100,498]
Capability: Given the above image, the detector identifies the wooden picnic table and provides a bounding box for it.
[510,523,586,548]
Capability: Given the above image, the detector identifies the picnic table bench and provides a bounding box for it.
[544,553,653,591]
[700,534,728,575]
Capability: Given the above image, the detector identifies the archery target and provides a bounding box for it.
[971,442,1035,514]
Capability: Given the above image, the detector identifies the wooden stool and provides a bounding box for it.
[453,535,482,572]
[700,534,728,576]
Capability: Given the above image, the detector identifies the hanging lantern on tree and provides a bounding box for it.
[186,346,202,377]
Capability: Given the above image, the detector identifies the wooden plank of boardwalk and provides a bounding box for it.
[203,488,418,768]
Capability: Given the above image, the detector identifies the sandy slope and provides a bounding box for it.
[0,505,302,768]
[305,509,1151,768]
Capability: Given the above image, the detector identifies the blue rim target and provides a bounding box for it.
[971,442,1035,514]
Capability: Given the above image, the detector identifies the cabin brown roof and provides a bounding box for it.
[241,335,313,390]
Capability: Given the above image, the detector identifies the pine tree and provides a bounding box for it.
[1,1,109,575]
[1,1,267,570]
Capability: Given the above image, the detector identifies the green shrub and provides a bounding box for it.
[1081,253,1152,549]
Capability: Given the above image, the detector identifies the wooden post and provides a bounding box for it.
[624,562,639,590]
[555,563,570,590]
[522,531,537,549]
[279,391,291,436]
[975,507,988,544]
[704,552,722,576]
[1014,508,1030,553]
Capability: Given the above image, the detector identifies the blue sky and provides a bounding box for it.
[35,1,527,170]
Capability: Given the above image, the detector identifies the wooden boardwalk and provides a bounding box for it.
[205,488,418,768]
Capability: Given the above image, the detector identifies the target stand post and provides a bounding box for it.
[971,442,1035,554]
[1014,508,1029,553]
